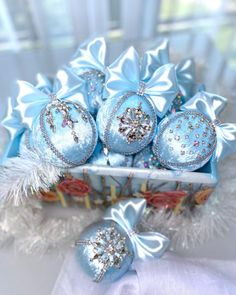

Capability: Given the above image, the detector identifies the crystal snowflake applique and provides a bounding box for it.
[117,103,152,144]
[76,225,130,282]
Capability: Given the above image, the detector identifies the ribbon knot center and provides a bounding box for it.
[48,93,58,101]
[137,82,146,96]
[213,118,222,127]
[127,229,136,238]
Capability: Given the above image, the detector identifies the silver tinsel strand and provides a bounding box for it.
[0,154,235,254]
[0,201,102,256]
[141,155,236,250]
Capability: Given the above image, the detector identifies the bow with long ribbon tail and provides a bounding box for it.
[69,37,106,74]
[1,97,25,162]
[15,67,87,129]
[103,198,169,259]
[141,39,196,99]
[181,91,236,161]
[104,46,178,118]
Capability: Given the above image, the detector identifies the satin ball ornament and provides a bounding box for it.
[30,98,98,168]
[96,93,157,155]
[152,110,217,171]
[75,220,134,282]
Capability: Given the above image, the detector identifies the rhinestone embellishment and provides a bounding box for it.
[76,225,130,282]
[81,69,105,109]
[117,103,151,144]
[153,111,217,170]
[45,95,88,143]
[170,92,185,112]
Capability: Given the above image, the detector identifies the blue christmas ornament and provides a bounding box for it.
[75,198,169,282]
[142,39,196,112]
[1,73,56,164]
[15,67,98,168]
[20,73,55,153]
[69,37,106,115]
[153,91,236,171]
[133,145,162,169]
[89,141,133,167]
[97,46,178,155]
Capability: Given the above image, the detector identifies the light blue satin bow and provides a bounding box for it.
[15,67,87,129]
[1,97,25,162]
[103,198,169,260]
[181,91,236,161]
[141,39,196,99]
[104,46,178,118]
[35,73,54,94]
[0,73,57,162]
[69,37,106,74]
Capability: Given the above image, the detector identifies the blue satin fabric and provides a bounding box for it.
[35,73,54,94]
[103,198,170,260]
[1,74,55,163]
[15,67,88,129]
[76,199,169,282]
[103,46,178,117]
[97,46,178,155]
[152,91,236,171]
[152,111,217,171]
[1,97,25,162]
[69,37,106,115]
[181,91,236,161]
[89,141,133,167]
[141,39,196,103]
[76,219,134,282]
[13,67,98,168]
[97,93,158,155]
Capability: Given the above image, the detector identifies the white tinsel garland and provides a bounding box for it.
[0,147,62,205]
[142,155,236,250]
[0,202,102,256]
[0,156,235,254]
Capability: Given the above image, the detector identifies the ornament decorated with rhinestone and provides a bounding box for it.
[96,46,178,155]
[15,68,98,168]
[153,110,217,171]
[75,199,170,282]
[152,91,236,171]
[76,220,133,282]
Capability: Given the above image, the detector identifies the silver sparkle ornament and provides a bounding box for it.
[75,220,133,282]
[152,110,217,171]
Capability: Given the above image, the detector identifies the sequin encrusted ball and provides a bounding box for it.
[153,111,217,171]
